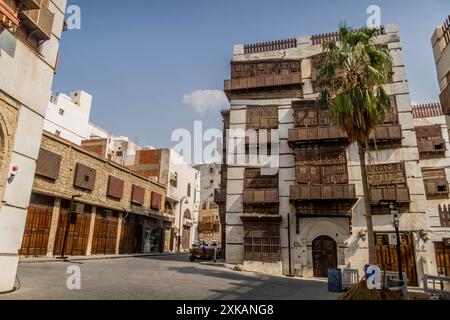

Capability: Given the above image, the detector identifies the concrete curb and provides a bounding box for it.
[19,253,189,264]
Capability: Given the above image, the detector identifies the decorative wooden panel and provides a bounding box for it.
[416,125,446,158]
[131,185,145,205]
[369,125,402,141]
[243,222,281,263]
[35,148,61,180]
[243,189,279,204]
[107,176,124,199]
[73,163,96,191]
[422,168,448,199]
[370,187,410,203]
[292,100,331,127]
[375,233,418,286]
[244,203,279,215]
[246,106,278,130]
[434,241,450,277]
[290,184,356,201]
[295,145,348,185]
[367,163,407,187]
[244,168,278,189]
[151,192,162,210]
[439,204,450,228]
[295,201,353,217]
[232,60,301,79]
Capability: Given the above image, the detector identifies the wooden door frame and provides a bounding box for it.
[312,235,338,278]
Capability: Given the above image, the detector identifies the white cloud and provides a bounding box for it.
[183,90,229,114]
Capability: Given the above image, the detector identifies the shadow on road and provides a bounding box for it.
[165,264,336,300]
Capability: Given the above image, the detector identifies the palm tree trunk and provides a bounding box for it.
[358,142,376,265]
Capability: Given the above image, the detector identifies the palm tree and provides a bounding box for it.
[317,24,393,264]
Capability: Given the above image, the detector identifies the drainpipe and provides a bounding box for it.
[287,213,293,277]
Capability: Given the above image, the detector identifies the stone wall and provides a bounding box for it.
[0,91,20,201]
[34,132,167,215]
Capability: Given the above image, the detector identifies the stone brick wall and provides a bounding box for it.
[0,91,20,201]
[34,132,167,216]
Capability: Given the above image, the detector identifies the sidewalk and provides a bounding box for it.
[19,252,188,264]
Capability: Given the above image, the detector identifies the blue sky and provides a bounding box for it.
[53,0,450,149]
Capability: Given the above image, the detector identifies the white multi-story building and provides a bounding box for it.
[45,90,93,144]
[0,0,67,293]
[44,90,142,166]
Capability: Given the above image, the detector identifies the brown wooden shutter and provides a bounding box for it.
[73,163,96,191]
[151,192,162,210]
[131,185,145,205]
[35,148,61,180]
[107,176,124,199]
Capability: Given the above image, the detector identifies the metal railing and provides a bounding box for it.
[423,275,450,298]
[342,269,359,290]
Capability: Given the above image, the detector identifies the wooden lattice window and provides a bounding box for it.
[439,205,450,228]
[422,168,449,200]
[416,125,446,159]
[295,145,348,185]
[292,100,331,127]
[246,106,278,130]
[243,222,280,262]
[244,168,278,189]
[367,162,407,188]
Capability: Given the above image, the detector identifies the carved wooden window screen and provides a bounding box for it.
[367,163,407,187]
[416,125,446,156]
[243,223,280,262]
[244,168,279,189]
[295,145,348,185]
[232,60,301,79]
[293,100,332,127]
[246,106,278,130]
[422,168,448,199]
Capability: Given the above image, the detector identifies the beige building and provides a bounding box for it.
[195,163,222,244]
[220,24,438,286]
[0,0,67,293]
[433,16,450,114]
[19,131,172,258]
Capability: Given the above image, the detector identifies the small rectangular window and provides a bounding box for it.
[55,130,61,136]
[59,109,65,116]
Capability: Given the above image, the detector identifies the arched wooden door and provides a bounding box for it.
[312,236,338,278]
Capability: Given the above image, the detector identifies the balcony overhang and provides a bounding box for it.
[224,73,303,92]
[240,214,282,223]
[288,126,348,145]
[290,184,356,202]
[0,2,20,32]
[369,187,410,204]
[243,188,279,205]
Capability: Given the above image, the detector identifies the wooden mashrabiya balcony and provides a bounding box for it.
[288,124,402,145]
[18,0,54,41]
[243,188,279,204]
[290,184,356,201]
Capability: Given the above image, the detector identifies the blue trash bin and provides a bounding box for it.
[328,268,343,292]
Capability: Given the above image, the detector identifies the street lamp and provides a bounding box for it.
[59,195,82,260]
[178,196,189,252]
[390,203,404,286]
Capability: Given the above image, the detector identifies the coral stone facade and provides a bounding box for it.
[220,24,438,285]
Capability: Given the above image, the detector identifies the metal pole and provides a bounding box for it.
[287,213,293,276]
[178,196,187,252]
[391,204,404,284]
[59,195,81,259]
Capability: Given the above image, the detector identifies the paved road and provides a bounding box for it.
[1,255,338,300]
